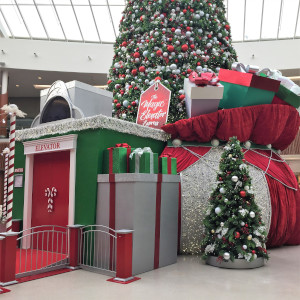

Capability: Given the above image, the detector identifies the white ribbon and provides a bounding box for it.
[232,62,259,74]
[259,68,300,96]
[130,147,154,173]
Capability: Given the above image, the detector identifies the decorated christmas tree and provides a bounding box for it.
[107,0,237,123]
[201,137,269,263]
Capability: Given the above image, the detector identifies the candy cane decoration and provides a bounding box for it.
[1,147,10,219]
[45,187,57,213]
[1,104,26,232]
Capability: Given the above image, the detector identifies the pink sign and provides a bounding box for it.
[136,82,171,129]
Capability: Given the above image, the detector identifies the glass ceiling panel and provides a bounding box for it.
[56,5,82,40]
[73,5,99,42]
[19,5,47,38]
[16,0,34,4]
[108,0,125,5]
[244,0,263,41]
[1,0,300,43]
[227,0,245,41]
[38,5,65,40]
[261,0,281,39]
[72,0,89,4]
[92,5,115,42]
[110,5,124,33]
[0,9,12,36]
[0,5,30,38]
[278,0,299,38]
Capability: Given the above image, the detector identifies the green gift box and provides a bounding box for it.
[219,69,280,109]
[129,148,158,174]
[275,84,300,108]
[103,143,132,174]
[159,156,177,175]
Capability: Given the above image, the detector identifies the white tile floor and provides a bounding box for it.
[2,246,300,300]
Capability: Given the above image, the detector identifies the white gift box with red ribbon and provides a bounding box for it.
[184,78,224,118]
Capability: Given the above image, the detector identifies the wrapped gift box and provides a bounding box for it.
[97,173,180,275]
[130,152,158,174]
[184,78,224,118]
[102,144,132,174]
[159,156,177,174]
[273,84,300,109]
[219,69,280,109]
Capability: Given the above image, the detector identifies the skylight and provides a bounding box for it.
[0,0,299,43]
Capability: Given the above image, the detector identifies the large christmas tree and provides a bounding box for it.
[201,137,269,263]
[107,0,237,123]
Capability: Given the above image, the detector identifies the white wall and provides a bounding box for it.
[0,38,300,74]
[233,39,300,70]
[0,38,114,74]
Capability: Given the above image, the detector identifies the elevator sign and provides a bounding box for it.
[136,81,171,129]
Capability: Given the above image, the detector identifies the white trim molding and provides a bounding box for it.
[22,134,78,247]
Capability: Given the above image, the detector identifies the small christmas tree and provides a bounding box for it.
[107,0,237,123]
[201,137,269,263]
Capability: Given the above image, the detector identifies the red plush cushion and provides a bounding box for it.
[162,104,300,150]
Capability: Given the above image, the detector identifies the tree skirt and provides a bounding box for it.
[161,145,300,253]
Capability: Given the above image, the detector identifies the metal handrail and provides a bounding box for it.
[18,225,68,235]
[82,229,116,239]
[80,224,116,233]
[17,230,68,241]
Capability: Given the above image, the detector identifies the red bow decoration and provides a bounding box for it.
[115,143,131,148]
[189,71,220,86]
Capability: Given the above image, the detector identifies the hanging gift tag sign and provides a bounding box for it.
[136,81,171,129]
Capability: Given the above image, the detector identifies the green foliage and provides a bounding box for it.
[201,137,269,262]
[108,0,237,123]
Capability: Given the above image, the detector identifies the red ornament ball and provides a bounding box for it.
[187,69,192,74]
[156,50,163,56]
[155,76,161,81]
[131,69,137,76]
[116,103,121,108]
[107,80,112,85]
[133,52,140,58]
[235,232,240,239]
[219,177,223,181]
[252,250,256,254]
[113,99,118,103]
[181,44,188,52]
[183,9,187,13]
[121,41,127,47]
[139,66,146,72]
[131,101,136,106]
[179,94,185,100]
[171,27,175,32]
[240,191,246,198]
[225,24,230,30]
[167,45,174,52]
[208,34,212,38]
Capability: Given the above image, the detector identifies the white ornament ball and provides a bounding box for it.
[224,198,228,203]
[241,221,245,226]
[170,64,177,70]
[250,211,255,218]
[244,141,251,149]
[223,252,230,260]
[211,139,219,147]
[172,139,182,147]
[215,207,221,214]
[242,245,247,250]
[175,29,181,35]
[195,14,200,20]
[231,176,238,182]
[244,185,250,191]
[219,187,226,194]
[239,164,247,170]
[267,144,272,149]
[200,11,204,17]
[220,222,224,227]
[186,31,192,37]
[217,234,222,239]
[121,113,127,119]
[253,254,257,259]
[196,66,203,73]
[122,100,129,107]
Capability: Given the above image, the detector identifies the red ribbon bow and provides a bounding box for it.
[189,71,220,86]
[115,143,131,148]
